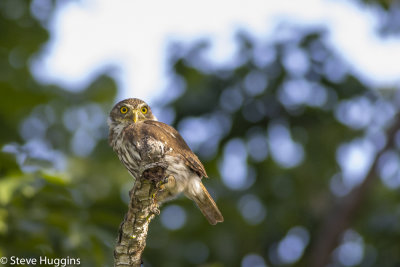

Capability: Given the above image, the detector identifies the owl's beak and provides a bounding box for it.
[132,110,139,123]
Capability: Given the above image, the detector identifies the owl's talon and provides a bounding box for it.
[157,176,170,191]
[161,176,169,185]
[150,207,160,216]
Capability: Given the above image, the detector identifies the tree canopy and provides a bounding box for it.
[1,1,400,266]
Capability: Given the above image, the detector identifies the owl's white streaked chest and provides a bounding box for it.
[110,124,140,178]
[110,124,171,179]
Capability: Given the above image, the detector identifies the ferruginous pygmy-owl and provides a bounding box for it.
[108,98,223,225]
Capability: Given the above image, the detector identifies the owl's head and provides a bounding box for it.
[108,98,157,128]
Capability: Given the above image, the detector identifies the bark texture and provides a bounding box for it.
[114,165,167,267]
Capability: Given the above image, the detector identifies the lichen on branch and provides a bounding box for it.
[114,165,167,267]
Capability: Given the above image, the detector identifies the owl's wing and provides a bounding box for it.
[136,120,208,178]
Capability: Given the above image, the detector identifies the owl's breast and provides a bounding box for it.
[114,139,142,179]
[117,124,170,177]
[121,123,172,162]
[136,135,167,160]
[110,121,200,179]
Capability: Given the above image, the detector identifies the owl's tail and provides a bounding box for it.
[191,182,224,225]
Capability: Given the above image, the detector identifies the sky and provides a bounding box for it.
[31,0,400,103]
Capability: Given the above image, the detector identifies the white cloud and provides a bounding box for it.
[31,0,400,102]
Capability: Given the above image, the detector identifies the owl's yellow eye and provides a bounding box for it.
[120,106,128,114]
[141,106,148,114]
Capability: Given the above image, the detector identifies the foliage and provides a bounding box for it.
[1,1,400,267]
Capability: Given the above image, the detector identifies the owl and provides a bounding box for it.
[108,98,223,225]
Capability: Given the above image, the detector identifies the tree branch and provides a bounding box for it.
[114,165,167,267]
[308,115,400,267]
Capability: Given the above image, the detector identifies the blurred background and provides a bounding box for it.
[1,0,400,266]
